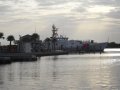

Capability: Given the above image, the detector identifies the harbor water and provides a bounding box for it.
[0,49,120,90]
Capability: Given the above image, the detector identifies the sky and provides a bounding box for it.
[0,0,120,44]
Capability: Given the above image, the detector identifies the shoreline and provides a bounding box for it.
[0,50,104,65]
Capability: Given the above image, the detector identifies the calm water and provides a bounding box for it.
[0,50,120,90]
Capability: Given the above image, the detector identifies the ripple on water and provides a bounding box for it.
[0,53,120,90]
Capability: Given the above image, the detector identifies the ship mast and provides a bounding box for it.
[52,24,58,38]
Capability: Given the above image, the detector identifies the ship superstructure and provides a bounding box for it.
[44,25,83,51]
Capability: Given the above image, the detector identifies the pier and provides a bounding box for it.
[0,53,37,64]
[0,51,68,64]
[34,51,68,57]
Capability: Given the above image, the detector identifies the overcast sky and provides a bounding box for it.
[0,0,120,44]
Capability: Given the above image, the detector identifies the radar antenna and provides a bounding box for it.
[52,24,58,38]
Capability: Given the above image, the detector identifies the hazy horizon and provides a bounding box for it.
[0,0,120,45]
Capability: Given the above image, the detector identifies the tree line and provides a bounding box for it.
[107,42,120,48]
[0,32,15,46]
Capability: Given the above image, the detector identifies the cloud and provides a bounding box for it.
[35,0,70,6]
[106,8,120,19]
[0,5,11,14]
[91,0,120,7]
[0,0,120,43]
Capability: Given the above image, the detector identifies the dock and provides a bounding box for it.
[0,51,68,64]
[34,51,68,57]
[0,53,37,64]
[0,57,11,64]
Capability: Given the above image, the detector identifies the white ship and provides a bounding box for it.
[44,25,107,52]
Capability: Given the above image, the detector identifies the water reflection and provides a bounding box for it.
[0,52,120,90]
[0,67,4,85]
[104,48,120,52]
[52,56,58,61]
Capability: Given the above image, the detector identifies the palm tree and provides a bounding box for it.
[0,32,4,39]
[31,33,39,41]
[0,32,4,46]
[7,35,15,52]
[45,37,51,51]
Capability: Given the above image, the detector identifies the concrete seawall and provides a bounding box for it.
[34,51,68,57]
[0,53,37,64]
[0,57,11,64]
[0,50,102,64]
[0,51,68,64]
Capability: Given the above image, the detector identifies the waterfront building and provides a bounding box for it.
[0,45,17,53]
[82,40,107,52]
[89,42,108,51]
[15,25,107,53]
[15,34,42,53]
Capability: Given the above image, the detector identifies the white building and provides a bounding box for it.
[16,34,42,53]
